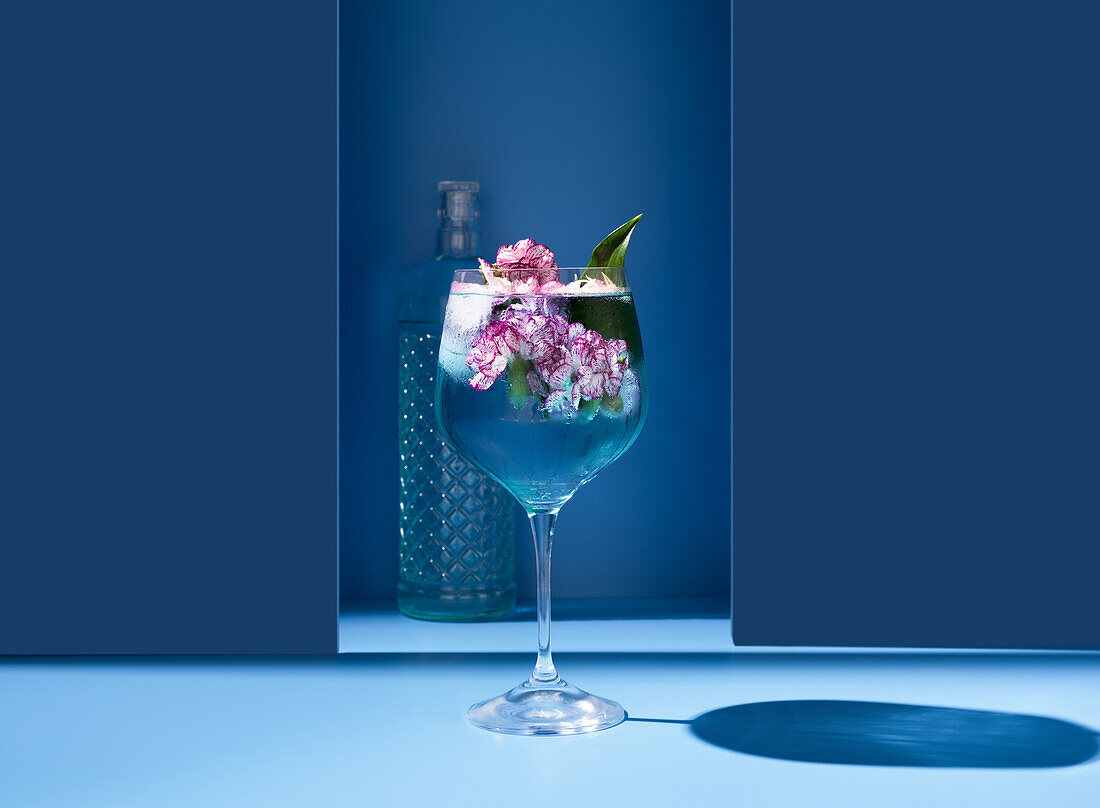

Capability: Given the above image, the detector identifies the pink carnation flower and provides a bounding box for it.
[567,331,628,403]
[464,301,572,392]
[465,319,520,391]
[495,238,558,269]
[463,242,637,416]
[493,238,559,289]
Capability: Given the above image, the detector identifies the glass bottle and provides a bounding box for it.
[397,181,516,620]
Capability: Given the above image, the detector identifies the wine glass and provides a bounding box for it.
[434,266,648,735]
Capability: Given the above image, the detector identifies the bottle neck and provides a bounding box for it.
[436,189,480,259]
[436,225,479,259]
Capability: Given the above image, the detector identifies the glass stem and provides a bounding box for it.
[527,510,561,685]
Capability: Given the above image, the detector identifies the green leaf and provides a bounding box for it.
[600,394,624,416]
[506,358,532,409]
[575,397,601,422]
[583,214,643,279]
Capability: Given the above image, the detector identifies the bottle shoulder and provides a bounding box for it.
[400,257,479,324]
[405,256,475,282]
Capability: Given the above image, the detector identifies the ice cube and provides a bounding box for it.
[439,290,493,379]
[438,344,474,382]
[561,277,622,295]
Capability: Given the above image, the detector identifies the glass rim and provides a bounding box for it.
[449,266,632,294]
[448,270,629,277]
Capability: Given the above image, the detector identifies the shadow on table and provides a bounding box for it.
[629,700,1100,768]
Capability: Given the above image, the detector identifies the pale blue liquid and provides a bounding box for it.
[436,292,647,511]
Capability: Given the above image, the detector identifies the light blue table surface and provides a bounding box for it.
[3,604,1098,807]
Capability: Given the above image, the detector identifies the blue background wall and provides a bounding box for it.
[0,2,338,652]
[340,0,732,601]
[732,1,1100,647]
[6,0,1092,650]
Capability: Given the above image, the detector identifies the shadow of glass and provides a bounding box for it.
[639,700,1099,768]
[682,699,1095,769]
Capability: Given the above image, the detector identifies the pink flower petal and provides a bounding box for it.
[543,360,573,390]
[523,243,557,269]
[543,389,571,413]
[495,239,559,272]
[577,374,605,400]
[495,238,535,267]
[512,275,538,294]
[469,371,494,391]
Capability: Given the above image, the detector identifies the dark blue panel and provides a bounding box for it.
[0,2,338,652]
[732,1,1100,647]
[340,0,732,601]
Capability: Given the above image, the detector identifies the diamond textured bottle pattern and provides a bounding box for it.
[398,326,514,590]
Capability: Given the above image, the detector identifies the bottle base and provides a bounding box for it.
[397,581,516,622]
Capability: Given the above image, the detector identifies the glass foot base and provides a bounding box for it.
[466,679,625,735]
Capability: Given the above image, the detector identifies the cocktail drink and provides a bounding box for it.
[435,265,648,735]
